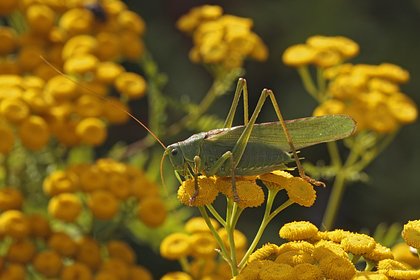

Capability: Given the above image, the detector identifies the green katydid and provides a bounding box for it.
[41,58,356,200]
[162,78,356,201]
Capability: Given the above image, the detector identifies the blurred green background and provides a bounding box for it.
[121,0,420,241]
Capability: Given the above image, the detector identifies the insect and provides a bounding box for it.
[42,59,356,202]
[163,78,356,201]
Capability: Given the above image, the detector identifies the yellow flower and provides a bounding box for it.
[177,176,219,206]
[184,217,220,233]
[0,210,30,239]
[352,271,389,280]
[402,220,420,249]
[258,262,296,280]
[318,255,356,280]
[138,196,167,228]
[59,8,93,35]
[62,35,97,60]
[313,49,343,68]
[284,177,317,207]
[25,4,55,35]
[75,95,103,118]
[18,45,45,72]
[0,27,17,55]
[392,243,420,268]
[293,263,323,280]
[277,241,314,255]
[0,97,29,123]
[217,177,264,208]
[114,72,147,99]
[218,228,248,251]
[340,232,376,255]
[6,239,36,263]
[33,250,63,278]
[100,258,129,280]
[387,92,418,124]
[95,62,124,84]
[48,193,82,222]
[176,5,223,33]
[327,229,351,243]
[386,268,420,279]
[95,32,121,61]
[128,265,153,280]
[0,122,14,154]
[190,232,217,258]
[76,237,102,270]
[313,240,348,260]
[377,259,408,271]
[45,75,79,101]
[48,232,77,257]
[279,221,319,241]
[27,214,51,239]
[88,190,119,220]
[0,263,26,280]
[189,258,216,278]
[313,99,346,116]
[60,262,93,280]
[79,165,107,192]
[64,54,99,75]
[282,44,317,67]
[107,240,136,265]
[19,115,50,150]
[236,260,273,280]
[0,187,23,210]
[43,170,79,196]
[275,249,315,266]
[76,117,107,146]
[160,233,191,260]
[248,243,280,263]
[376,63,410,83]
[102,97,130,124]
[161,272,193,280]
[363,242,393,262]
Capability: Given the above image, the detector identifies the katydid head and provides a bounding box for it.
[165,143,186,175]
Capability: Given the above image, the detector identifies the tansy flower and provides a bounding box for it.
[189,258,216,278]
[128,265,153,280]
[25,4,55,35]
[0,27,17,54]
[64,54,99,75]
[259,262,296,280]
[95,62,124,84]
[60,262,93,280]
[0,263,26,279]
[318,255,356,280]
[248,243,280,263]
[18,115,50,150]
[363,242,393,262]
[177,176,219,206]
[0,122,14,154]
[114,72,147,99]
[107,240,136,265]
[79,165,107,192]
[137,196,167,228]
[102,97,130,124]
[120,31,146,60]
[216,177,264,208]
[402,220,420,249]
[59,8,94,35]
[6,239,36,263]
[284,177,316,207]
[377,259,409,271]
[48,232,77,257]
[43,170,79,196]
[32,250,63,278]
[27,214,51,239]
[45,75,79,101]
[0,210,30,239]
[100,258,129,280]
[88,190,119,220]
[352,271,389,280]
[386,269,420,279]
[161,272,193,280]
[184,217,220,234]
[75,95,103,118]
[160,233,192,260]
[218,228,248,251]
[75,117,107,146]
[282,44,317,67]
[275,249,315,266]
[376,63,410,83]
[340,232,376,255]
[277,241,314,255]
[75,237,102,270]
[279,221,319,241]
[313,240,348,260]
[0,97,30,123]
[176,5,223,33]
[236,260,274,280]
[392,243,420,268]
[258,170,293,191]
[48,193,82,223]
[62,35,98,60]
[0,187,23,210]
[326,229,351,243]
[189,232,217,258]
[293,263,323,280]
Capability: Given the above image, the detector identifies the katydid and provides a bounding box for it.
[163,78,356,201]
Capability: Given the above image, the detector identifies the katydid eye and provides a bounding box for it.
[171,149,178,156]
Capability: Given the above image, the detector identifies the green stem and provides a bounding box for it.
[267,199,294,222]
[365,260,376,271]
[206,204,226,227]
[179,257,190,273]
[316,67,327,101]
[297,66,319,101]
[327,141,342,168]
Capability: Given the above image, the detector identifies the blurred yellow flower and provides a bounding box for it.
[48,193,82,222]
[160,233,192,260]
[48,232,77,258]
[88,190,119,220]
[402,220,420,249]
[60,262,93,280]
[107,240,136,265]
[138,196,167,228]
[19,115,50,150]
[32,250,63,278]
[0,210,30,239]
[75,117,107,146]
[0,188,23,210]
[43,170,79,196]
[114,72,147,99]
[6,239,36,263]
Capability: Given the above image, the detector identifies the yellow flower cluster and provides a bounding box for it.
[0,209,152,279]
[0,0,147,153]
[236,220,420,280]
[314,63,417,133]
[160,217,247,280]
[44,158,167,227]
[177,5,268,69]
[282,35,359,68]
[178,170,317,208]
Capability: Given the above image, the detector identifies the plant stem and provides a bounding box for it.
[298,66,319,101]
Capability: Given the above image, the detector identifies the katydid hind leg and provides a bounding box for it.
[224,78,249,128]
[189,156,202,205]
